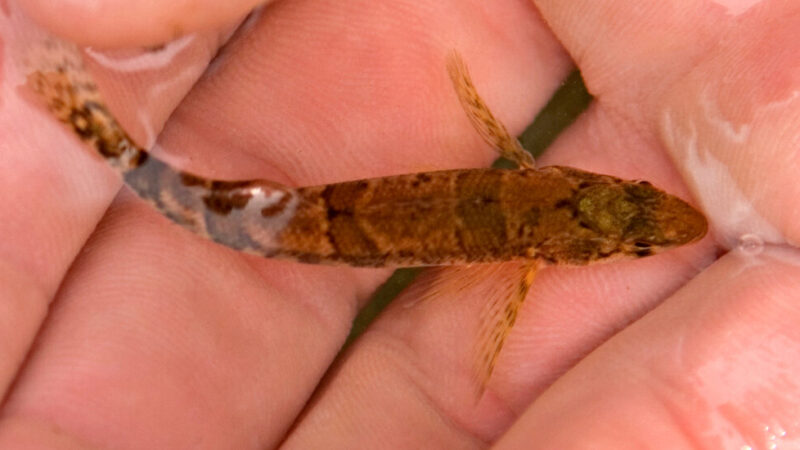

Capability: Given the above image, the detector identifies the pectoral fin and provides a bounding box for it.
[403,261,537,398]
[473,261,537,397]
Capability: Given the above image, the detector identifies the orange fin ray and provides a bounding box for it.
[401,264,511,308]
[473,262,537,397]
[402,262,538,398]
[446,50,535,169]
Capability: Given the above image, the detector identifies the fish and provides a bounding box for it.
[25,38,707,392]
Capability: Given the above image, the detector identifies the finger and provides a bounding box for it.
[1,14,376,448]
[659,9,800,248]
[18,0,263,48]
[532,0,726,110]
[283,1,730,446]
[154,0,571,186]
[497,2,799,446]
[266,0,589,447]
[2,0,565,447]
[0,8,221,407]
[0,190,377,448]
[497,246,800,448]
[283,243,710,447]
[533,0,800,248]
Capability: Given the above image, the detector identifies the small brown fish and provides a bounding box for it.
[26,39,707,392]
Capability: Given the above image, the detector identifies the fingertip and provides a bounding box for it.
[497,246,800,447]
[18,0,267,47]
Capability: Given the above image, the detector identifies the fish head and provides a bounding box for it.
[574,179,708,259]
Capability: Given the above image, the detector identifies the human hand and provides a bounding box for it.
[1,0,796,448]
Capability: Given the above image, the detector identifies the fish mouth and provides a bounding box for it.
[656,195,708,246]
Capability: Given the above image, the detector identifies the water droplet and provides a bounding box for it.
[738,233,764,256]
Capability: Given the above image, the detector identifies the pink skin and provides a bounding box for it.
[0,0,798,448]
[16,0,265,48]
